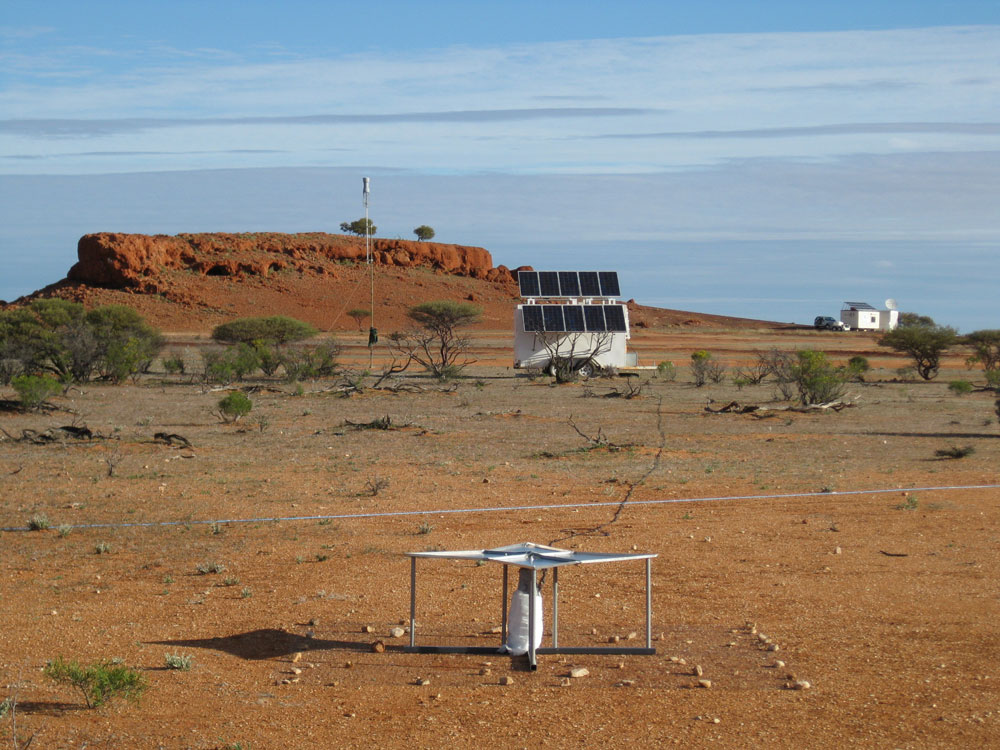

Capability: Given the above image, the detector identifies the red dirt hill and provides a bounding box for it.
[20,232,785,333]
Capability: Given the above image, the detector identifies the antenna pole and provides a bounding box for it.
[364,177,374,369]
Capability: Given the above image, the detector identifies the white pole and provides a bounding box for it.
[363,177,370,264]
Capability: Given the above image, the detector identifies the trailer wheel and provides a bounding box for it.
[575,361,595,379]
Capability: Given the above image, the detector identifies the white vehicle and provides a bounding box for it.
[814,315,850,331]
[513,270,638,376]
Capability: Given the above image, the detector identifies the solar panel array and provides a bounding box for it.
[518,271,620,298]
[521,304,627,333]
[844,301,877,310]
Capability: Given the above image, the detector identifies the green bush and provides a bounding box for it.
[211,316,317,345]
[217,391,252,422]
[43,656,147,708]
[948,380,973,396]
[162,353,186,375]
[690,350,725,386]
[0,302,162,384]
[790,350,848,405]
[281,342,341,382]
[12,374,61,409]
[963,329,1000,372]
[656,361,677,381]
[201,344,263,383]
[846,355,870,382]
[879,324,957,380]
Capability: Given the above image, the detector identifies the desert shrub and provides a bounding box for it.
[217,391,252,422]
[252,340,282,377]
[733,354,771,386]
[948,380,973,396]
[934,445,975,459]
[164,653,193,671]
[101,337,146,383]
[790,350,848,405]
[196,561,227,575]
[86,305,165,379]
[0,302,162,384]
[212,316,317,345]
[846,355,870,382]
[656,361,677,381]
[43,656,147,708]
[281,342,341,382]
[12,373,61,409]
[986,370,1000,390]
[201,344,262,383]
[963,329,1000,373]
[879,323,958,381]
[690,350,725,387]
[162,352,186,375]
[393,300,482,379]
[27,513,50,531]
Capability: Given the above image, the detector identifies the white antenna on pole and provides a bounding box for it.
[363,177,371,264]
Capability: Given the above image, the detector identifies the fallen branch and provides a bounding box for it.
[879,550,908,557]
[153,432,194,448]
[344,415,413,431]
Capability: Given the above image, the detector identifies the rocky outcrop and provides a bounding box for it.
[69,232,514,291]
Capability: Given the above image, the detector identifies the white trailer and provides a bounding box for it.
[513,302,636,376]
[513,270,641,376]
[841,301,899,332]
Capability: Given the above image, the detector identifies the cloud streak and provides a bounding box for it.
[0,107,656,138]
[594,122,1000,139]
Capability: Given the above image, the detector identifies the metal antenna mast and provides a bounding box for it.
[363,177,375,368]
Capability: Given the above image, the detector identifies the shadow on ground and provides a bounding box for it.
[146,628,401,660]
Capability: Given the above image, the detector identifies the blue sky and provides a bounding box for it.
[2,1,999,330]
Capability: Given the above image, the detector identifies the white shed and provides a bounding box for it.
[841,301,899,332]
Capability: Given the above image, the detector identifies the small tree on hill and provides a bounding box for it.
[347,308,371,331]
[879,324,957,381]
[340,218,376,237]
[413,225,435,241]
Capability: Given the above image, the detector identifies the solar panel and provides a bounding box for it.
[844,301,876,310]
[584,305,606,332]
[558,271,581,297]
[518,271,540,297]
[521,304,627,333]
[521,305,544,331]
[542,306,565,332]
[563,305,585,332]
[603,305,627,332]
[598,272,620,297]
[518,271,621,298]
[539,272,561,297]
[578,272,601,296]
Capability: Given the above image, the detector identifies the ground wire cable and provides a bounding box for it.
[3,483,997,533]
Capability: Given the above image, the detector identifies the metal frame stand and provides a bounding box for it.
[405,557,655,669]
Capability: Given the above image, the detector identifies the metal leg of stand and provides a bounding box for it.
[409,556,416,649]
[552,567,559,649]
[528,569,538,670]
[501,565,508,646]
[645,557,652,649]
